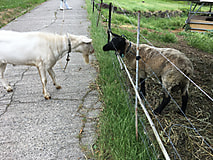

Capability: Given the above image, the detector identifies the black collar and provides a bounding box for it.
[68,39,71,53]
[120,42,131,58]
[126,42,131,54]
[123,42,141,60]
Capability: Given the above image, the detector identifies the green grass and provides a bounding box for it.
[0,0,46,28]
[86,0,157,159]
[179,31,213,53]
[96,0,213,53]
[96,0,185,44]
[102,0,188,12]
[0,0,46,11]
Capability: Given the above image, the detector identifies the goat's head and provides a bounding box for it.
[103,32,126,56]
[68,33,94,64]
[80,38,94,64]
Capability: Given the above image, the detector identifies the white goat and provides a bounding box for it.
[103,32,193,115]
[0,30,94,99]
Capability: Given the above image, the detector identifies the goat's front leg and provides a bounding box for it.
[154,94,171,114]
[181,91,188,113]
[0,63,13,92]
[48,68,61,89]
[139,78,146,98]
[37,64,50,99]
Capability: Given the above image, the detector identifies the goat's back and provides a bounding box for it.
[139,44,193,77]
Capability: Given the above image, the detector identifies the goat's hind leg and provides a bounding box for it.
[37,64,51,99]
[181,92,188,113]
[178,86,189,115]
[0,63,13,92]
[48,68,61,89]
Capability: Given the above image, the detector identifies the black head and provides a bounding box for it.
[103,32,126,56]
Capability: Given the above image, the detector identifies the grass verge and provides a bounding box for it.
[86,0,157,159]
[0,0,47,28]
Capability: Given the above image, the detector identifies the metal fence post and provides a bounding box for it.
[96,0,103,27]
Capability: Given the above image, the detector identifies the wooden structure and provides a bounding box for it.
[184,0,213,32]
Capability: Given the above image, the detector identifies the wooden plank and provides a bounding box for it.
[190,19,213,24]
[190,23,213,30]
[189,19,213,31]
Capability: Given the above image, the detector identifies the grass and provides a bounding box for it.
[0,0,46,28]
[179,31,213,53]
[95,0,213,53]
[102,0,189,12]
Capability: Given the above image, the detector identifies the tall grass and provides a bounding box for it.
[86,0,157,159]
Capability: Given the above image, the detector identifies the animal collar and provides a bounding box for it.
[68,38,71,53]
[125,42,141,60]
[126,42,131,53]
[63,38,71,72]
[120,42,131,58]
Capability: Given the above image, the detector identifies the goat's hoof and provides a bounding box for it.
[56,85,61,89]
[44,93,51,100]
[45,96,51,100]
[6,86,13,92]
[153,109,161,115]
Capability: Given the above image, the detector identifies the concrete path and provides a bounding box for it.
[0,0,100,159]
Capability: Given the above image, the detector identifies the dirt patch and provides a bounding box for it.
[144,35,213,159]
[0,8,23,28]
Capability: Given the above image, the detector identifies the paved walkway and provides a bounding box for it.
[0,0,100,159]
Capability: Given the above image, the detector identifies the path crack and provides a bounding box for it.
[0,67,30,117]
[36,10,58,31]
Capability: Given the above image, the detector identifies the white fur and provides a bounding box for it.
[0,30,94,99]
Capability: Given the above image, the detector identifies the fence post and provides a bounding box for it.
[92,0,95,13]
[108,3,112,43]
[135,11,141,141]
[96,0,103,27]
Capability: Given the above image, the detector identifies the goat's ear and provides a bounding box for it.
[111,32,121,38]
[66,32,70,37]
[82,38,92,43]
